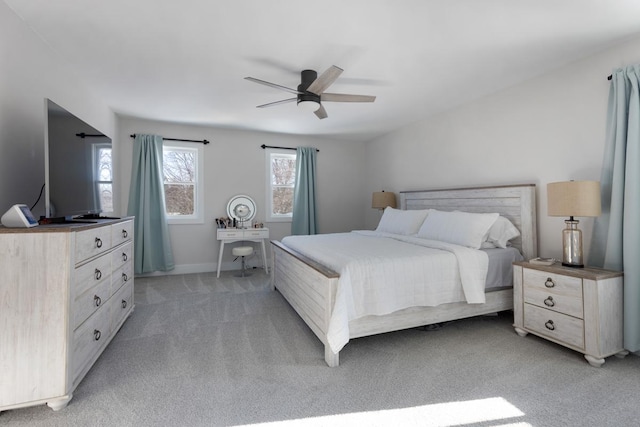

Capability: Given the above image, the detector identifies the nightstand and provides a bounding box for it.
[512,261,628,367]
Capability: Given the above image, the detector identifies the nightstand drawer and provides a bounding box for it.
[524,304,584,350]
[524,287,584,318]
[523,268,582,298]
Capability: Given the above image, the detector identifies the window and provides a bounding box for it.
[163,142,204,224]
[265,149,296,222]
[93,143,113,213]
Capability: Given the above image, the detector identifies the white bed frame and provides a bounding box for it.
[270,184,537,366]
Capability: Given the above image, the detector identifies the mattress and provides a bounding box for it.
[483,247,523,290]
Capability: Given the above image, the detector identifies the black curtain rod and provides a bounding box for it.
[130,134,210,145]
[76,133,108,138]
[260,144,319,152]
[607,75,612,81]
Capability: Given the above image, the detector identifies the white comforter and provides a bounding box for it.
[280,230,489,353]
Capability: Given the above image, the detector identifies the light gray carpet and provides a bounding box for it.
[2,270,640,426]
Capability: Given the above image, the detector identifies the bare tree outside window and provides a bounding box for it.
[164,148,196,216]
[272,156,296,214]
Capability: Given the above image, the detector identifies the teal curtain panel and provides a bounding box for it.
[127,134,175,274]
[589,65,640,352]
[291,146,318,235]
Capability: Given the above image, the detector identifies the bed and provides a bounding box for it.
[270,184,537,366]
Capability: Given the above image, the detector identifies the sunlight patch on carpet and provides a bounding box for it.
[237,397,528,427]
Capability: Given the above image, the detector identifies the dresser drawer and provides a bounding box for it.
[112,261,133,296]
[523,268,582,298]
[524,304,584,350]
[71,302,111,382]
[111,241,132,272]
[110,281,133,334]
[524,286,584,319]
[73,254,112,299]
[73,279,111,330]
[112,220,133,247]
[75,226,112,264]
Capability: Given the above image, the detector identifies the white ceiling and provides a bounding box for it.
[6,0,640,141]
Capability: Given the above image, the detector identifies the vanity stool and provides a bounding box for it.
[232,246,253,277]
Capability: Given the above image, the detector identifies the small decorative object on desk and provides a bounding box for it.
[215,217,233,228]
[529,257,556,266]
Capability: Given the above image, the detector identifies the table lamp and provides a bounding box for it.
[547,181,601,268]
[372,191,397,210]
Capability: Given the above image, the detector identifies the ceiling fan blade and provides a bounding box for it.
[244,77,302,95]
[307,65,343,95]
[321,93,376,103]
[256,98,297,108]
[314,104,328,119]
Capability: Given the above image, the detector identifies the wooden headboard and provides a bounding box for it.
[400,184,537,261]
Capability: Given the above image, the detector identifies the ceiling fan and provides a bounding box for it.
[244,65,376,119]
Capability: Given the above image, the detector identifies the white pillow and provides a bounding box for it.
[417,210,499,249]
[481,241,498,249]
[376,207,430,235]
[485,216,520,248]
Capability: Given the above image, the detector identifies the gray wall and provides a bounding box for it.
[0,2,114,217]
[364,34,640,262]
[116,117,366,274]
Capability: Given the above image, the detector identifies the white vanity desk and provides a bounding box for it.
[216,227,269,278]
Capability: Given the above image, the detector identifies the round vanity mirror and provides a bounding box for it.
[226,195,256,227]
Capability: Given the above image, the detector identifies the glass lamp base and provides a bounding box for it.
[562,219,584,268]
[562,261,584,268]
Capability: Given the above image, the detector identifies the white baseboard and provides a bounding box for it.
[135,258,270,277]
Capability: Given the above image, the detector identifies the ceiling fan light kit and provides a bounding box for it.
[245,65,376,119]
[297,100,320,112]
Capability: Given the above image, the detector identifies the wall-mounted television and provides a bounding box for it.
[44,99,113,219]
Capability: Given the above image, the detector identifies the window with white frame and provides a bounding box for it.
[93,143,113,213]
[265,149,296,222]
[163,142,204,224]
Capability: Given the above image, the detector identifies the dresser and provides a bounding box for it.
[216,227,269,277]
[513,261,627,367]
[0,218,135,412]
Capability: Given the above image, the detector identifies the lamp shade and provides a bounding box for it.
[547,181,601,217]
[372,191,397,209]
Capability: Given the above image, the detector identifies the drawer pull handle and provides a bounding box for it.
[122,229,128,238]
[122,252,128,262]
[93,329,101,341]
[544,296,555,307]
[122,272,128,282]
[95,269,102,280]
[95,237,103,248]
[94,295,102,307]
[545,320,555,331]
[122,300,127,309]
[544,278,555,288]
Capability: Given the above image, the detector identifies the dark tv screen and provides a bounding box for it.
[45,99,113,219]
